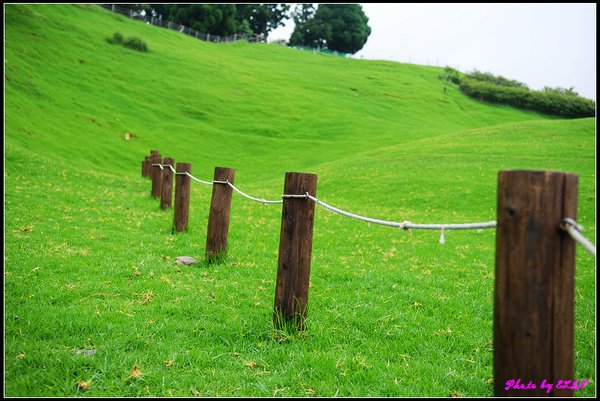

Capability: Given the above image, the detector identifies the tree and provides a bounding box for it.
[147,4,289,37]
[236,4,291,37]
[169,4,239,36]
[289,4,371,54]
[289,4,317,46]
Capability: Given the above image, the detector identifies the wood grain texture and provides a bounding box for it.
[173,162,191,232]
[494,170,577,397]
[160,157,174,210]
[205,167,235,262]
[273,172,318,331]
[151,153,162,198]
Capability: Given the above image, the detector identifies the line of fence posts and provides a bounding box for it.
[141,152,580,396]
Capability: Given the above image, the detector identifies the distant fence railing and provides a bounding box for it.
[141,150,595,396]
[99,4,266,44]
[289,45,350,58]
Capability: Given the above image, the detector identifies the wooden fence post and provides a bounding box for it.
[151,152,162,198]
[143,155,151,178]
[147,150,159,179]
[494,170,578,397]
[273,172,318,331]
[205,167,236,263]
[160,157,175,210]
[173,162,192,232]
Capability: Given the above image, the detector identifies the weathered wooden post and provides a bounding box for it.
[173,162,192,232]
[143,155,151,178]
[205,167,236,263]
[147,150,159,179]
[150,152,162,198]
[160,157,175,210]
[273,172,318,331]
[494,170,578,397]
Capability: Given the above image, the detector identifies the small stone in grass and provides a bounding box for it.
[74,349,97,357]
[175,256,198,266]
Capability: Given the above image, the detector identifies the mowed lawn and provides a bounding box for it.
[4,4,596,397]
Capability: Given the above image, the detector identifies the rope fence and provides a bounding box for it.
[152,162,500,232]
[143,152,594,396]
[150,161,595,256]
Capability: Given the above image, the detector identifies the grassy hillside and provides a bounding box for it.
[4,4,596,397]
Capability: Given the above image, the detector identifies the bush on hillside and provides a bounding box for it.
[106,32,124,45]
[106,32,148,52]
[459,76,595,118]
[439,66,462,85]
[123,36,148,52]
[467,69,528,89]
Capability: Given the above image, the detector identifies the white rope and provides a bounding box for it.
[300,193,497,230]
[163,164,176,174]
[185,172,213,185]
[218,180,283,204]
[155,166,282,203]
[561,218,596,258]
[146,163,594,251]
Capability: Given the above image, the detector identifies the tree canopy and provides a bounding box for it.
[289,4,371,54]
[141,3,290,37]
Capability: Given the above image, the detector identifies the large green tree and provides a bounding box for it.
[171,4,239,36]
[147,4,290,37]
[236,4,291,37]
[289,4,371,54]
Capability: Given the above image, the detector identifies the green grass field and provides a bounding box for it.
[4,4,596,397]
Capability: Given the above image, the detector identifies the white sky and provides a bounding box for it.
[268,3,596,101]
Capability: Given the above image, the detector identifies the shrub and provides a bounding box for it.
[106,32,148,52]
[467,69,528,89]
[439,66,462,85]
[106,31,124,45]
[459,76,595,118]
[123,36,148,52]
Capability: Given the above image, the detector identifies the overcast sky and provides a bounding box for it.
[268,3,596,100]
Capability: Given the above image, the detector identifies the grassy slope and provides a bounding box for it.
[4,4,596,397]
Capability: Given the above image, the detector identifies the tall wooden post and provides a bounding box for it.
[173,162,192,232]
[494,170,578,397]
[205,167,236,263]
[150,152,162,198]
[160,157,175,210]
[273,172,318,331]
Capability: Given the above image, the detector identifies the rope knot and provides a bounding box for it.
[561,218,584,232]
[399,221,412,230]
